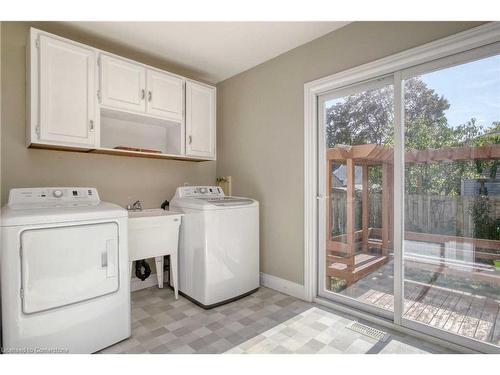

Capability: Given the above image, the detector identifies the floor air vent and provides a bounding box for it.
[346,321,390,342]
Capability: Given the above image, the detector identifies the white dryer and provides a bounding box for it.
[170,186,259,308]
[1,187,130,353]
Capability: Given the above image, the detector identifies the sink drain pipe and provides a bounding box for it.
[135,259,151,281]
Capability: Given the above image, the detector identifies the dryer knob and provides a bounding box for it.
[53,190,63,198]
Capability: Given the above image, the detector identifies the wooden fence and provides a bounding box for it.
[330,191,500,240]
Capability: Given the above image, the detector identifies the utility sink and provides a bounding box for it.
[129,208,179,219]
[128,209,183,262]
[128,208,182,298]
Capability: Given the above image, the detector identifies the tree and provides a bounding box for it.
[404,117,483,195]
[325,77,497,196]
[470,195,500,240]
[325,84,394,147]
[472,122,500,178]
[325,77,450,148]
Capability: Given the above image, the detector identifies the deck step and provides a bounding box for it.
[327,253,382,267]
[327,255,388,282]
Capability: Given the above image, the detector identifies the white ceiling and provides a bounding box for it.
[60,22,349,83]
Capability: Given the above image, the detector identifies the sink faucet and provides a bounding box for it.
[127,200,142,211]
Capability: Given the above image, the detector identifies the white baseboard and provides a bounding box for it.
[259,272,306,300]
[130,271,169,292]
[132,271,307,300]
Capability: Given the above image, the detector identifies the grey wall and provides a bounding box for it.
[1,22,216,208]
[216,21,485,285]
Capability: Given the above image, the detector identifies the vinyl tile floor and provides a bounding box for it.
[99,286,456,354]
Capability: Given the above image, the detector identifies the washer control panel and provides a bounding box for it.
[174,186,224,198]
[8,187,100,209]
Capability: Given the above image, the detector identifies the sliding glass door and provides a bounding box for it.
[318,76,396,318]
[317,43,500,352]
[401,51,500,349]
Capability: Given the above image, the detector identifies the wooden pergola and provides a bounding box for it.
[326,143,500,287]
[326,144,393,285]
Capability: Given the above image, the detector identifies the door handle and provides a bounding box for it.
[316,195,329,200]
[188,135,192,145]
[101,251,108,268]
[141,89,145,100]
[148,91,152,102]
[89,120,94,132]
[105,239,117,278]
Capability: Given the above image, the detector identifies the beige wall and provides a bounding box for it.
[1,22,216,208]
[1,21,488,286]
[216,21,485,285]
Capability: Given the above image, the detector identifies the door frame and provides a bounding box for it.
[303,22,500,351]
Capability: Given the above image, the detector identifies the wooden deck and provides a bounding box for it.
[335,261,500,346]
[325,142,500,348]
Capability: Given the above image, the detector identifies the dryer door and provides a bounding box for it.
[20,222,119,314]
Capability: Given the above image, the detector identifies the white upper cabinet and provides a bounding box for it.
[28,28,216,160]
[146,70,184,121]
[100,54,146,113]
[34,34,97,148]
[100,55,183,122]
[185,81,216,159]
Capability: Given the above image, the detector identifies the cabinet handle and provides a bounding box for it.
[141,89,145,100]
[89,120,94,132]
[188,135,192,145]
[148,91,152,102]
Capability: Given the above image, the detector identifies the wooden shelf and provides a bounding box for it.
[93,147,210,161]
[29,144,213,162]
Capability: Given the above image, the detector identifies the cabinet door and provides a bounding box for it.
[146,70,183,121]
[185,81,216,158]
[38,35,96,147]
[100,54,146,113]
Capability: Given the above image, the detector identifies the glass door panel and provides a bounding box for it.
[318,77,396,314]
[402,53,500,348]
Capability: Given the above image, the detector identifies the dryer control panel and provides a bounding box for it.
[8,187,100,209]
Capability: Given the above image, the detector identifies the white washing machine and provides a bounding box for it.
[1,187,130,353]
[170,186,259,308]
